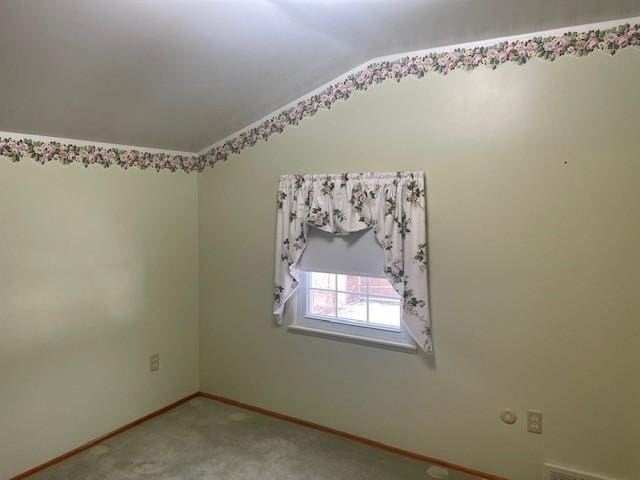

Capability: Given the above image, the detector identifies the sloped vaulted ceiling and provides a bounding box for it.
[1,0,640,156]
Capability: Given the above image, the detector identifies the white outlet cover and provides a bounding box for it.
[150,354,160,372]
[527,410,542,433]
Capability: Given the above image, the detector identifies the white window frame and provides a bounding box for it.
[288,271,417,353]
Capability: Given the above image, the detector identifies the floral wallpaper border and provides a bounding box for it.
[0,137,197,173]
[1,23,638,173]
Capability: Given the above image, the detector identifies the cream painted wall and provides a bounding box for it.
[0,161,199,479]
[198,50,640,480]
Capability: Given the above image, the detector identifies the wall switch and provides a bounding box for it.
[150,353,160,372]
[527,410,542,434]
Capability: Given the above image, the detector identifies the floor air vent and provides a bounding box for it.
[549,471,584,480]
[544,464,610,480]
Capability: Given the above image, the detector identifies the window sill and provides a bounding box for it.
[287,324,417,353]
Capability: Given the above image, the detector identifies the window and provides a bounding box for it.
[275,172,431,353]
[305,272,402,330]
[287,226,416,352]
[290,270,416,352]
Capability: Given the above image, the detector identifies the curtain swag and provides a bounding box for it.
[273,171,432,353]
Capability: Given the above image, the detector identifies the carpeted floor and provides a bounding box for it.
[28,397,477,479]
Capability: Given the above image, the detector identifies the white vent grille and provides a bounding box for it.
[544,464,611,480]
[549,471,584,480]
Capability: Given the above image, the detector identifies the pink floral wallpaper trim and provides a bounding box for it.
[1,23,638,173]
[0,138,196,172]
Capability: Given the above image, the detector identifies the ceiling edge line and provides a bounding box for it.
[2,16,639,174]
[195,15,640,158]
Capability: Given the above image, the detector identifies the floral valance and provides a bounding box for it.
[273,172,432,353]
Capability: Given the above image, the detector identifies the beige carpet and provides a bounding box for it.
[28,397,477,479]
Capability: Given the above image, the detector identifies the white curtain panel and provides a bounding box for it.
[274,172,432,353]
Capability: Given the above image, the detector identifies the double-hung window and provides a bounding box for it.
[304,272,401,329]
[290,227,416,352]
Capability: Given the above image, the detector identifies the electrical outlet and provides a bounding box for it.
[150,353,160,372]
[527,410,542,434]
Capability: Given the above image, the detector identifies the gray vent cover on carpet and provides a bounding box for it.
[544,463,610,480]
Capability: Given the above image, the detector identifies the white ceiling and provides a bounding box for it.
[1,0,639,152]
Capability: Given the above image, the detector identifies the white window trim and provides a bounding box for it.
[289,271,417,353]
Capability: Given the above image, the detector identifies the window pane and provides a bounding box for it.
[306,272,404,333]
[310,272,335,290]
[337,292,367,322]
[336,274,367,293]
[310,289,336,316]
[368,277,399,298]
[368,297,401,328]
